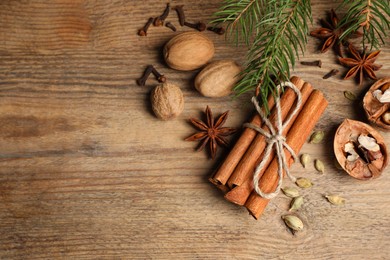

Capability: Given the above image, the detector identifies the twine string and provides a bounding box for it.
[244,82,302,199]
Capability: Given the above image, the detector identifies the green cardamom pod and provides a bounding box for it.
[289,196,304,211]
[282,187,300,198]
[309,131,324,144]
[282,215,304,231]
[296,177,313,188]
[344,90,356,101]
[325,195,345,205]
[314,159,325,174]
[300,154,311,168]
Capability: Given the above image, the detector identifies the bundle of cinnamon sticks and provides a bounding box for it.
[209,76,328,219]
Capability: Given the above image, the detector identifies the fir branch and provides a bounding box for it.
[212,0,265,45]
[233,0,312,111]
[338,0,390,49]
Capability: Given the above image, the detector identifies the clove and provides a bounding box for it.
[151,67,166,83]
[154,3,170,27]
[301,60,322,68]
[184,21,206,31]
[165,22,177,32]
[137,65,154,86]
[174,5,185,26]
[323,69,339,79]
[138,17,154,36]
[207,26,225,35]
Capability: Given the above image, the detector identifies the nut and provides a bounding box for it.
[151,82,184,120]
[334,119,388,180]
[163,31,215,71]
[363,78,390,131]
[194,60,242,97]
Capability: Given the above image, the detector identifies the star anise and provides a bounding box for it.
[338,44,382,86]
[310,9,344,54]
[310,9,362,55]
[185,106,237,159]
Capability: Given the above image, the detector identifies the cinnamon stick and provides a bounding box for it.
[245,90,328,219]
[224,82,314,205]
[227,76,306,188]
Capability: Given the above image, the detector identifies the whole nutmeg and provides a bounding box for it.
[163,31,214,71]
[151,82,184,120]
[194,60,241,97]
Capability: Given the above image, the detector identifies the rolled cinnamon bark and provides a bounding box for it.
[227,77,306,188]
[224,82,314,205]
[245,90,328,219]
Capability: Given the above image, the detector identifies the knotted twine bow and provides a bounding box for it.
[244,82,302,199]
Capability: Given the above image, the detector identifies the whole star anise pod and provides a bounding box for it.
[310,9,362,55]
[338,44,382,86]
[310,9,344,54]
[185,106,237,159]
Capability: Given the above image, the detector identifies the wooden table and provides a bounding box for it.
[0,1,389,259]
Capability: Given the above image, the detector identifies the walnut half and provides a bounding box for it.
[334,119,388,180]
[363,78,390,131]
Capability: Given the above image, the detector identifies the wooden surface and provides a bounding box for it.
[0,1,389,259]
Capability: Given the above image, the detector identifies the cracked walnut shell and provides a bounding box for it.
[334,119,388,180]
[363,78,390,131]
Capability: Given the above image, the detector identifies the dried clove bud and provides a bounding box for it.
[363,78,390,130]
[154,3,170,26]
[334,119,388,180]
[301,60,322,68]
[323,69,339,79]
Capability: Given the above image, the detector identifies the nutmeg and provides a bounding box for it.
[334,119,388,180]
[163,31,214,71]
[194,60,242,97]
[151,82,184,120]
[363,78,390,131]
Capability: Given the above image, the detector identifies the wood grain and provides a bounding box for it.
[0,1,389,259]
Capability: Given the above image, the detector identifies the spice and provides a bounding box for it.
[165,22,177,32]
[174,5,185,26]
[282,215,304,231]
[138,17,153,36]
[154,3,170,27]
[300,154,310,168]
[151,82,184,120]
[195,60,242,97]
[164,31,215,71]
[309,130,324,144]
[301,60,322,68]
[296,177,313,188]
[207,26,225,35]
[310,9,344,54]
[137,65,154,86]
[245,90,328,219]
[325,195,345,205]
[282,187,300,198]
[339,44,382,86]
[289,196,304,211]
[227,78,309,188]
[314,159,325,174]
[151,67,166,83]
[323,69,339,79]
[344,91,356,101]
[184,21,206,31]
[185,106,237,159]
